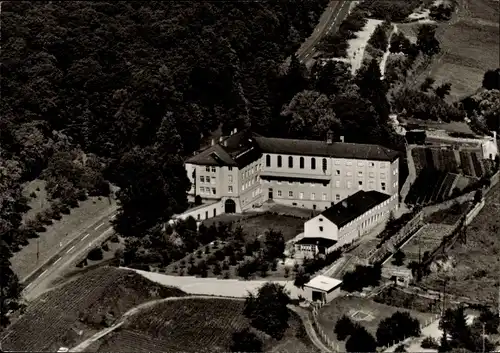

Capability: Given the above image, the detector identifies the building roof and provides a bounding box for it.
[295,237,337,248]
[186,130,260,167]
[253,136,399,162]
[305,275,342,292]
[319,190,391,228]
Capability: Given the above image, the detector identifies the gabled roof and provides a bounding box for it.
[253,136,399,162]
[318,190,391,228]
[186,129,260,167]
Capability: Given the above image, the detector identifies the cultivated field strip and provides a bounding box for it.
[1,267,182,352]
[401,223,456,262]
[123,299,249,352]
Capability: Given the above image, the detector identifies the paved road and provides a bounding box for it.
[21,211,119,301]
[296,0,351,64]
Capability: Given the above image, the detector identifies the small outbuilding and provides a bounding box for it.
[303,275,342,304]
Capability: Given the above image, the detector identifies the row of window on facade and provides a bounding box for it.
[265,155,389,169]
[339,194,396,231]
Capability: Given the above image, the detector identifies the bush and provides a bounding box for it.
[110,234,119,243]
[335,315,357,341]
[345,326,377,352]
[102,243,109,252]
[376,311,421,347]
[421,337,439,349]
[30,191,37,198]
[87,247,104,261]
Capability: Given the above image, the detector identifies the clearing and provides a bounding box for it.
[317,296,435,351]
[12,179,117,280]
[419,182,500,304]
[347,19,383,74]
[89,298,319,353]
[413,0,500,100]
[0,267,185,352]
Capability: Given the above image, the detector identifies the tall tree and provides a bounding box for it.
[356,59,390,121]
[417,24,441,56]
[244,282,290,339]
[345,326,377,352]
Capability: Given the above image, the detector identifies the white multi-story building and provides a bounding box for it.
[184,129,400,218]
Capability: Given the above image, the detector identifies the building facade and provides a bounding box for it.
[294,190,398,257]
[184,129,400,219]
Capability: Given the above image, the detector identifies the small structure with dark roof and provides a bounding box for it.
[295,190,398,256]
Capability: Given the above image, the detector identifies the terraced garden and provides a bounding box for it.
[400,223,457,264]
[91,299,318,353]
[0,267,185,352]
[405,170,458,205]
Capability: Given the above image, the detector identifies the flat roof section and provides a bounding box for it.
[305,275,342,292]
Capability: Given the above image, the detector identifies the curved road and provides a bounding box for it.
[296,0,351,64]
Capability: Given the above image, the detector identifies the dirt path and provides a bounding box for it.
[288,306,332,353]
[70,296,245,352]
[70,296,330,353]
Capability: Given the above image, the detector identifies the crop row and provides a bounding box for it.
[2,267,124,351]
[98,329,181,353]
[126,299,248,351]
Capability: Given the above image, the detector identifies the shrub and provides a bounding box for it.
[87,247,104,261]
[421,337,439,349]
[284,267,290,278]
[196,250,203,258]
[204,246,211,254]
[335,315,357,341]
[30,191,37,198]
[223,271,230,279]
[110,234,119,243]
[222,261,230,271]
[102,243,109,252]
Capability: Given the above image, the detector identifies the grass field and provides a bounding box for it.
[416,0,500,101]
[317,296,435,350]
[91,299,319,353]
[204,212,305,242]
[0,267,185,352]
[11,179,116,280]
[420,184,500,304]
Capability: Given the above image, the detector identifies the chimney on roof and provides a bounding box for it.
[327,130,334,145]
[340,136,345,143]
[233,128,238,135]
[211,139,215,146]
[219,136,224,143]
[341,201,348,208]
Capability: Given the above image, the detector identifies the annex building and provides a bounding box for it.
[294,190,398,257]
[183,129,400,219]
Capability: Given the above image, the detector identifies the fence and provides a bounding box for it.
[379,313,441,351]
[310,300,441,352]
[311,302,338,352]
[368,211,424,265]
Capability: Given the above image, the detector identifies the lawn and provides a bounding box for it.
[317,296,435,350]
[11,179,117,281]
[0,267,186,352]
[420,186,500,304]
[91,298,319,353]
[204,212,305,242]
[416,0,499,100]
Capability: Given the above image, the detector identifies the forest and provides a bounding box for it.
[1,1,497,329]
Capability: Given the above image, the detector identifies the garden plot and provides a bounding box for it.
[317,296,434,352]
[400,223,456,263]
[0,267,185,352]
[91,299,318,353]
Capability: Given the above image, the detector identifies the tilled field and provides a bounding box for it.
[0,267,185,352]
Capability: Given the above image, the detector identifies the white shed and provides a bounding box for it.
[304,275,342,304]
